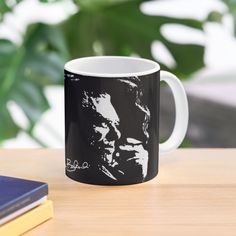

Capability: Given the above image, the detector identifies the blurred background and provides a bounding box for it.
[0,0,235,148]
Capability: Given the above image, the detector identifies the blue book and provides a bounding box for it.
[0,176,48,222]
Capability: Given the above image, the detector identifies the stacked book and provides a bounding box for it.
[0,175,53,235]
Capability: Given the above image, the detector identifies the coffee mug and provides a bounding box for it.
[64,56,188,185]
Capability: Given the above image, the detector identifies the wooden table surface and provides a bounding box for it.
[0,149,236,236]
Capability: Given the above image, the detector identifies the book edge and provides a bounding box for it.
[0,200,53,236]
[0,181,48,218]
[0,196,47,225]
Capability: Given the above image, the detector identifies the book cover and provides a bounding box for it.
[0,176,48,220]
[0,200,53,236]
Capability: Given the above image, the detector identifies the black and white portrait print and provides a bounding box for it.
[65,71,159,185]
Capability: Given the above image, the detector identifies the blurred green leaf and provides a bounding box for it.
[62,0,204,78]
[222,0,236,35]
[75,0,134,10]
[0,0,22,18]
[0,106,19,142]
[0,2,11,17]
[39,0,58,2]
[180,139,192,148]
[0,24,68,143]
[0,0,207,145]
[207,11,224,23]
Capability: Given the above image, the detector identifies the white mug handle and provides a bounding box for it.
[159,71,189,154]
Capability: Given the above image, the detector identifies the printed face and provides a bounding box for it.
[81,92,121,165]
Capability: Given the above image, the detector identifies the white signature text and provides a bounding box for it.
[66,158,89,172]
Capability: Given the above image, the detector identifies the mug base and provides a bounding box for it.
[65,170,158,186]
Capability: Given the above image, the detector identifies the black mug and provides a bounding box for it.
[64,56,188,185]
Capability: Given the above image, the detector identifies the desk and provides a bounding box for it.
[0,149,236,236]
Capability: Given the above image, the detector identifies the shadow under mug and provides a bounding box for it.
[64,56,188,185]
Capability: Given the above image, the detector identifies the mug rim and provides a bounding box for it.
[64,56,160,78]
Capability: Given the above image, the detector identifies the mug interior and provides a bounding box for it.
[64,56,160,77]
